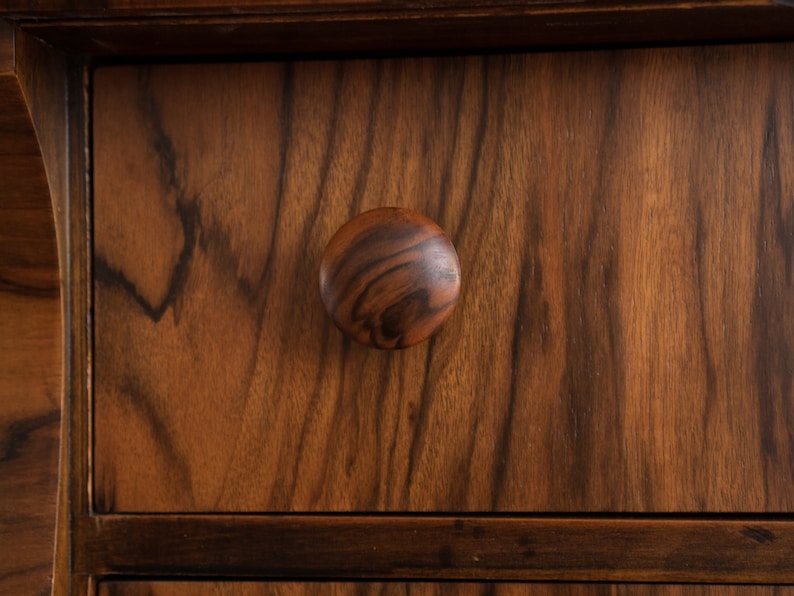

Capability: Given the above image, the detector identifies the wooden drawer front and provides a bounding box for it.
[93,45,794,513]
[97,583,794,596]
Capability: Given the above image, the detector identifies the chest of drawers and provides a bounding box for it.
[2,2,794,593]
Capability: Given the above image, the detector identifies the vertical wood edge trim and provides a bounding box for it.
[73,515,794,583]
[79,58,93,521]
[67,54,93,595]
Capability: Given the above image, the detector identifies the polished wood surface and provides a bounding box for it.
[2,4,794,591]
[0,20,62,596]
[93,44,794,514]
[76,515,794,583]
[319,207,460,349]
[96,582,794,596]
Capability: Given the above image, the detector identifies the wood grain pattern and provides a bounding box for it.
[13,28,76,596]
[96,581,794,596]
[0,20,62,596]
[9,2,794,58]
[93,44,794,514]
[319,207,460,349]
[75,515,794,583]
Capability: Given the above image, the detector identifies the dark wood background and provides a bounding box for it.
[92,43,794,514]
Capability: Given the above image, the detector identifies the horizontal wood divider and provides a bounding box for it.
[10,2,794,57]
[75,515,794,583]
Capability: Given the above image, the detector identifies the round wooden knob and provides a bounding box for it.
[319,207,461,349]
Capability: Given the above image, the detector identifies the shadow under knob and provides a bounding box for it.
[319,207,461,349]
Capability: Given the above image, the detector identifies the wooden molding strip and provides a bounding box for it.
[0,0,790,18]
[6,1,794,56]
[75,514,794,583]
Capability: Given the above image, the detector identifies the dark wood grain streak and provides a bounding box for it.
[6,2,794,58]
[755,96,794,507]
[74,515,794,583]
[96,582,794,596]
[93,45,794,514]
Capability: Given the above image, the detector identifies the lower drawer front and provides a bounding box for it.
[92,43,794,513]
[97,584,794,596]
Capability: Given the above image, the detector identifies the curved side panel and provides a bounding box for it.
[0,20,63,596]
